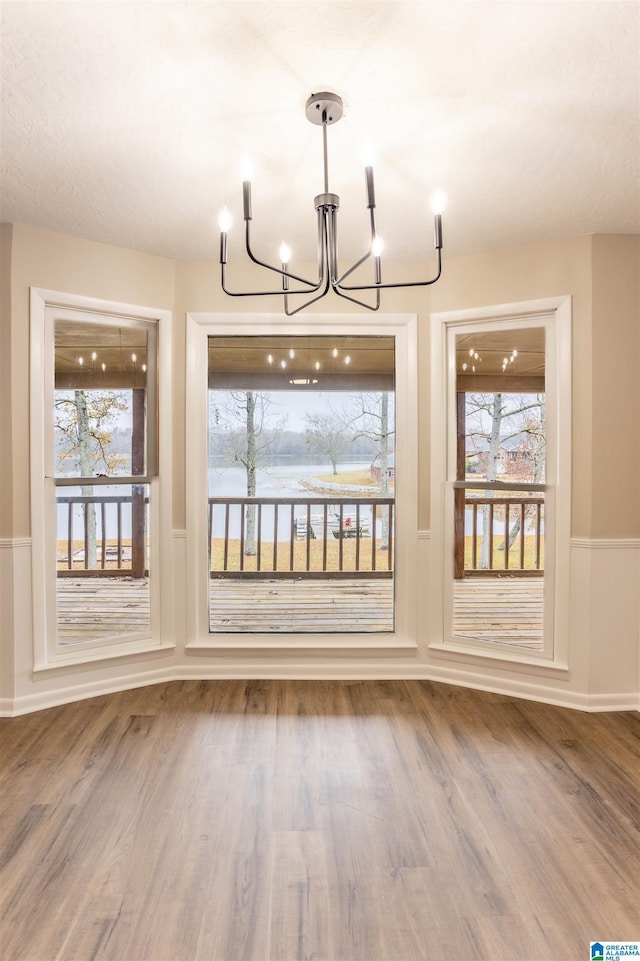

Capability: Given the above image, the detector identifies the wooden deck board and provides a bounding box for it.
[57,574,544,645]
[210,578,395,633]
[454,575,544,649]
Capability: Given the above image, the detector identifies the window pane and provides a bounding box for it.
[56,482,150,645]
[54,319,157,477]
[207,334,396,634]
[452,327,545,652]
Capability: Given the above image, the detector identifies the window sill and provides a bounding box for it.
[34,641,176,673]
[187,635,418,656]
[428,640,569,677]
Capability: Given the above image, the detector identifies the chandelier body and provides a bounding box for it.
[219,92,444,315]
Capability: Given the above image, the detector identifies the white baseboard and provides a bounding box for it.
[3,661,637,717]
[2,666,177,717]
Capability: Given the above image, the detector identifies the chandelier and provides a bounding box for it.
[218,92,445,315]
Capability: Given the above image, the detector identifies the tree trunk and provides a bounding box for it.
[380,393,390,550]
[244,391,257,556]
[75,390,97,569]
[499,396,545,554]
[479,393,503,570]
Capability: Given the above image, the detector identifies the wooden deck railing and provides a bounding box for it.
[56,491,148,577]
[460,495,544,576]
[209,496,394,578]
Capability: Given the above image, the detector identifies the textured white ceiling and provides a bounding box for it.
[1,1,639,262]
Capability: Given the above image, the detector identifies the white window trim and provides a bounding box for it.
[30,288,174,669]
[185,311,419,654]
[429,296,572,673]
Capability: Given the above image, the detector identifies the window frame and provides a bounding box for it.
[185,311,419,654]
[429,297,572,672]
[30,289,174,669]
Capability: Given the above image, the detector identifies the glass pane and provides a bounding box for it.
[207,335,395,634]
[56,483,150,645]
[54,318,156,477]
[453,328,545,651]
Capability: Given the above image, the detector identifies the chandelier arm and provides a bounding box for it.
[336,248,442,292]
[332,284,381,312]
[244,221,321,290]
[283,218,331,315]
[221,264,328,299]
[333,249,373,287]
[284,274,333,315]
[332,207,378,287]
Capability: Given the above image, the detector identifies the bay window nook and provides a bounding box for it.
[0,227,635,717]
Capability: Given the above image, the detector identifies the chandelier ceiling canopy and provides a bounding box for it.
[218,92,446,315]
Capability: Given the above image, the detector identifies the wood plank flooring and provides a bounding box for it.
[1,680,638,961]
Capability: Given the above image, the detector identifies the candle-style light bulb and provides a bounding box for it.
[218,207,232,232]
[430,190,447,215]
[279,242,291,264]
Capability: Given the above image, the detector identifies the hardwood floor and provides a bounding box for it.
[1,680,638,961]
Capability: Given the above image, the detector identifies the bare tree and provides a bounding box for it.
[55,389,128,567]
[465,392,545,567]
[346,392,394,550]
[304,412,352,474]
[210,391,286,555]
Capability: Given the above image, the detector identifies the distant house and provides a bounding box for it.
[370,453,395,484]
[466,433,539,478]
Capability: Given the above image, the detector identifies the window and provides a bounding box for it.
[430,299,571,669]
[30,291,172,667]
[206,335,396,634]
[186,313,418,653]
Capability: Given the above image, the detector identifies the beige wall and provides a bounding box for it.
[590,234,640,538]
[0,224,14,538]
